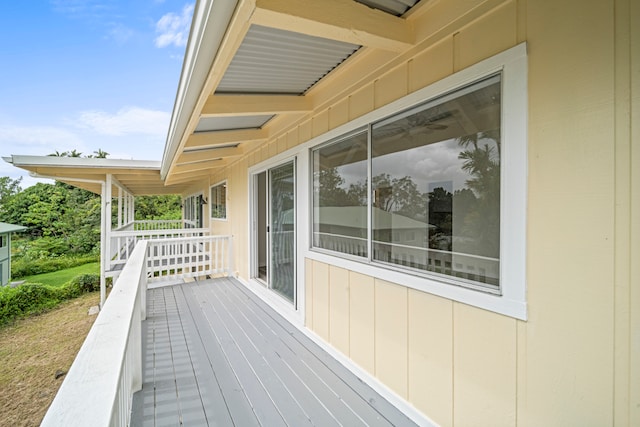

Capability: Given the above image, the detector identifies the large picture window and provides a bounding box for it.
[312,74,503,291]
[372,75,501,287]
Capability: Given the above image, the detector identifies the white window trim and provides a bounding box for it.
[210,180,228,221]
[302,43,528,320]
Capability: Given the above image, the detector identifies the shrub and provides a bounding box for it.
[0,273,100,326]
[11,255,98,279]
[63,274,100,298]
[0,283,61,326]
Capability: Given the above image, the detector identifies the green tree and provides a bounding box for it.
[48,151,68,157]
[0,176,22,217]
[2,182,101,255]
[134,195,181,220]
[457,131,501,258]
[88,149,109,159]
[315,167,350,207]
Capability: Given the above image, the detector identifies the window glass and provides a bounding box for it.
[312,131,368,257]
[184,195,202,228]
[210,183,227,219]
[371,75,501,286]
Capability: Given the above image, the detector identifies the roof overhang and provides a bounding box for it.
[161,0,420,184]
[3,155,190,196]
[0,222,28,234]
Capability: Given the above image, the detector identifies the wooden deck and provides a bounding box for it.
[131,277,417,426]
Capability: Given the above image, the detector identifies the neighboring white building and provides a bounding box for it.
[0,222,26,286]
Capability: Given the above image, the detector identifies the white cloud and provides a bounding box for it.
[0,124,85,154]
[75,107,170,137]
[50,0,115,21]
[154,3,194,48]
[108,23,135,44]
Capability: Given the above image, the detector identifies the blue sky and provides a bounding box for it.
[0,0,194,188]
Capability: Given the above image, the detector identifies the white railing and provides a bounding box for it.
[109,227,209,272]
[41,240,149,427]
[147,235,232,283]
[313,232,499,285]
[113,220,192,233]
[133,219,188,231]
[41,233,233,426]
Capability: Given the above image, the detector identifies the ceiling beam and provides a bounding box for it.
[251,0,414,52]
[171,159,227,175]
[201,94,312,117]
[164,173,212,186]
[184,129,269,149]
[177,145,244,164]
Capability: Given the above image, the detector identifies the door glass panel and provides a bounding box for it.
[256,172,268,282]
[269,161,295,303]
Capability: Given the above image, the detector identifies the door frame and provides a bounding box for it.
[248,154,301,312]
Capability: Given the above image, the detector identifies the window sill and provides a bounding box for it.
[305,248,527,320]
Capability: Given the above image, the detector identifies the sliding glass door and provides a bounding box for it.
[253,160,296,305]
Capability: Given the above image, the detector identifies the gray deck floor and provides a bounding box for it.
[131,277,417,426]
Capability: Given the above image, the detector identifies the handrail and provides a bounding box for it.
[41,241,149,427]
[109,227,209,272]
[147,234,232,283]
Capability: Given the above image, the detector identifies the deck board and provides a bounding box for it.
[132,277,417,426]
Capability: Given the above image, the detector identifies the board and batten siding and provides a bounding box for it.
[203,0,639,425]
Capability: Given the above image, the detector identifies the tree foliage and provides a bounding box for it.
[0,176,22,216]
[134,195,181,220]
[1,182,101,256]
[0,177,183,259]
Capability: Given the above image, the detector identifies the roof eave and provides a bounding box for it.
[161,0,239,180]
[4,155,161,170]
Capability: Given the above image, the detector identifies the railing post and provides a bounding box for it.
[228,235,234,277]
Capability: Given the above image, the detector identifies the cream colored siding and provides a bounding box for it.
[374,279,409,399]
[453,303,517,426]
[408,289,453,426]
[200,0,639,424]
[348,271,375,374]
[328,266,350,355]
[312,261,330,341]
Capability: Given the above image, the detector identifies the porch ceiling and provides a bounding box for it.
[162,0,421,186]
[3,155,191,196]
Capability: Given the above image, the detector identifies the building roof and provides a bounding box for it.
[3,155,192,196]
[0,222,27,234]
[161,0,421,185]
[5,0,422,194]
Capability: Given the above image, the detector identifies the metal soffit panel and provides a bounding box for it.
[194,115,274,132]
[354,0,419,16]
[216,25,360,95]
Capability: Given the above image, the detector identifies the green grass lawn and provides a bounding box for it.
[18,263,100,287]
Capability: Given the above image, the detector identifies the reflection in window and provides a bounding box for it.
[210,182,227,219]
[311,75,502,289]
[312,131,368,257]
[372,75,501,286]
[184,194,203,228]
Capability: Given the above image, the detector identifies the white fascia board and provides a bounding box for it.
[161,0,239,180]
[5,155,161,170]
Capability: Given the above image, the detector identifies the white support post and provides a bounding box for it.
[117,186,123,229]
[130,193,135,224]
[100,181,107,308]
[124,190,129,226]
[104,175,113,307]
